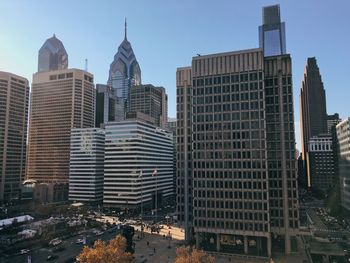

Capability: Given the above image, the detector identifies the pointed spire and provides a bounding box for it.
[124,18,127,40]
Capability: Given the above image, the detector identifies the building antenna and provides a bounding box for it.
[85,58,88,71]
[124,17,127,40]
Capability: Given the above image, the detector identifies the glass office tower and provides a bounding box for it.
[38,34,68,72]
[259,5,286,57]
[107,20,141,120]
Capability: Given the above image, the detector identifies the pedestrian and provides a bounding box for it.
[153,247,156,253]
[147,241,149,246]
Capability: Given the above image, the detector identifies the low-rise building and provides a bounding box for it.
[306,135,336,193]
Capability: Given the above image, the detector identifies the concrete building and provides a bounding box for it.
[26,69,95,185]
[176,51,299,256]
[336,118,350,211]
[306,135,336,193]
[128,84,168,128]
[190,49,272,256]
[259,5,286,56]
[108,20,141,120]
[327,113,340,134]
[0,72,29,201]
[103,120,174,209]
[95,84,115,128]
[176,3,299,254]
[265,55,299,254]
[69,128,105,203]
[176,67,193,241]
[166,118,176,135]
[38,34,68,72]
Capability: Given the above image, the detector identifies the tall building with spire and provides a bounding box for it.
[38,34,68,72]
[108,19,141,120]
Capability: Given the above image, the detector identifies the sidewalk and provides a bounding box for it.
[132,231,181,263]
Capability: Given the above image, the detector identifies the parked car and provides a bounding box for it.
[95,231,104,236]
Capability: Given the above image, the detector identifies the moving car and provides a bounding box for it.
[49,238,62,246]
[76,238,84,244]
[47,255,59,261]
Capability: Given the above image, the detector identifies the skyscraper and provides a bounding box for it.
[177,49,299,256]
[176,5,299,255]
[0,72,29,201]
[190,49,272,256]
[128,84,168,128]
[95,84,116,128]
[108,20,141,120]
[259,4,286,56]
[26,69,95,183]
[300,57,328,187]
[38,34,68,72]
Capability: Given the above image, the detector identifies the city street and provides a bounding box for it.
[3,229,121,263]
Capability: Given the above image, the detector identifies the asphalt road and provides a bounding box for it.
[3,229,122,263]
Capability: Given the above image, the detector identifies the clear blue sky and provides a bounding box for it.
[1,0,349,150]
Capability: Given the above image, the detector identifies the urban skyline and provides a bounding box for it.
[1,1,350,150]
[1,2,350,262]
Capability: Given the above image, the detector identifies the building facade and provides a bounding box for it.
[38,34,68,72]
[26,69,95,184]
[259,5,286,57]
[306,135,335,193]
[176,51,299,255]
[103,120,174,209]
[128,84,168,128]
[300,57,328,191]
[300,57,328,161]
[336,118,350,211]
[264,55,299,253]
[191,49,272,256]
[69,128,105,203]
[0,72,29,201]
[166,118,176,135]
[176,67,193,241]
[327,113,340,134]
[95,84,116,128]
[107,21,141,120]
